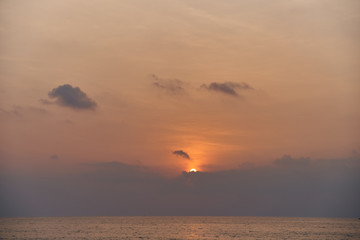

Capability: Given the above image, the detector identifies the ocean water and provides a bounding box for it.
[0,216,359,239]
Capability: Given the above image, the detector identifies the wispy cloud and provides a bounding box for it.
[45,84,97,110]
[152,74,186,95]
[0,106,22,117]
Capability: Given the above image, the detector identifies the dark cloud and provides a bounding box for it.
[173,150,190,159]
[152,74,186,94]
[201,82,253,96]
[46,84,97,110]
[0,156,359,217]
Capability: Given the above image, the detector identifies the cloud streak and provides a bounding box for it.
[201,82,253,96]
[0,106,48,118]
[46,84,97,110]
[172,150,190,159]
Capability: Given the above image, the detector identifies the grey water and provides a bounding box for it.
[0,216,359,239]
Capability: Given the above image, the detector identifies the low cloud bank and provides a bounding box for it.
[0,156,359,217]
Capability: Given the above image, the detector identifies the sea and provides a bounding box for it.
[0,216,359,239]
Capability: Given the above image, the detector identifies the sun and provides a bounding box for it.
[189,168,197,173]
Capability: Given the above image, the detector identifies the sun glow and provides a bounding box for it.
[189,168,197,172]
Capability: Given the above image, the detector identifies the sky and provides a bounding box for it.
[0,0,359,217]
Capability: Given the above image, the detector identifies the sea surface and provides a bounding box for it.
[0,216,359,239]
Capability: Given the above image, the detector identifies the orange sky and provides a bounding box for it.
[1,0,359,176]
